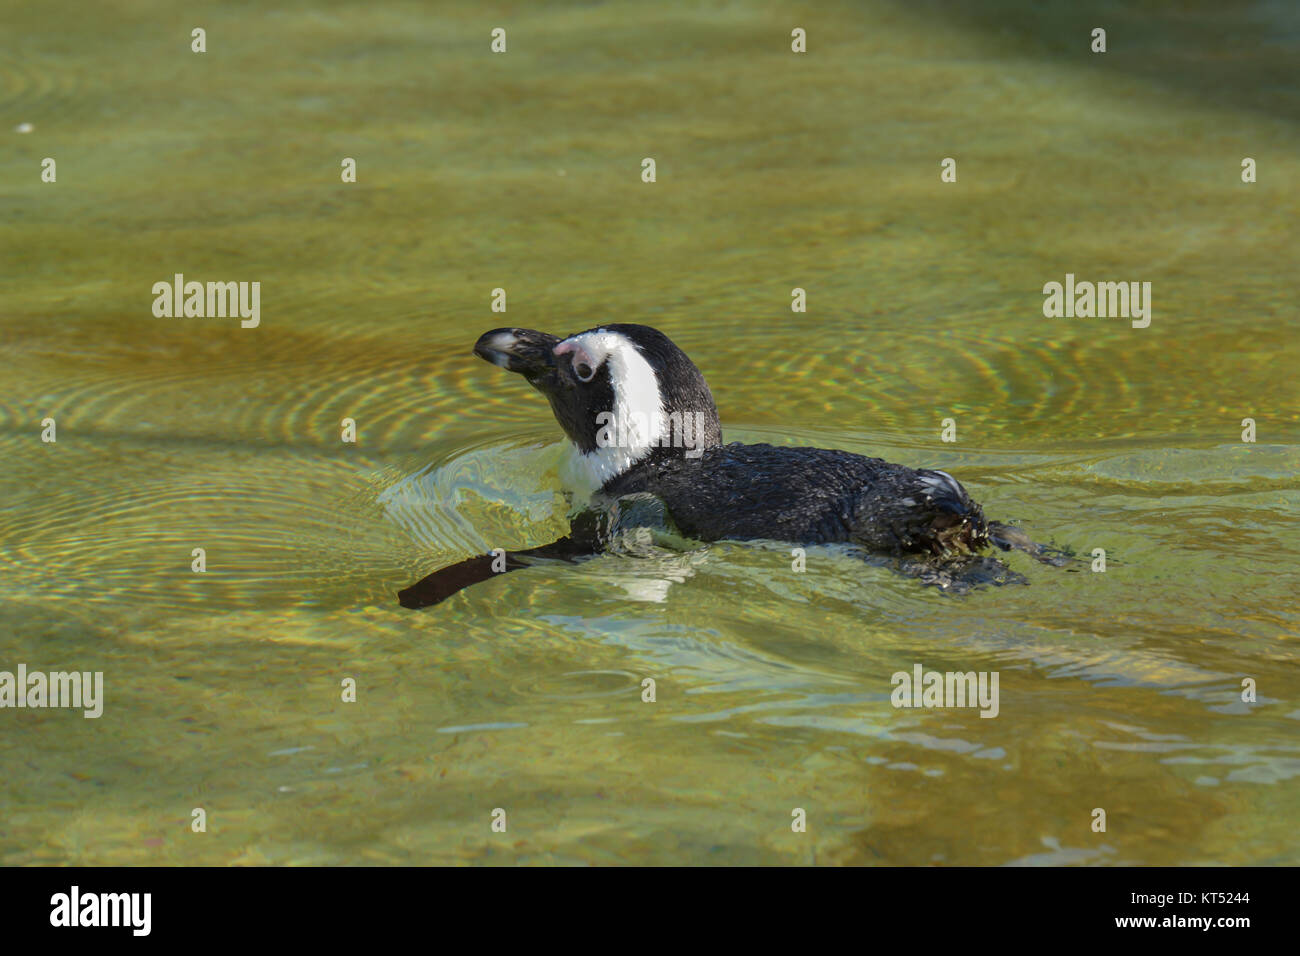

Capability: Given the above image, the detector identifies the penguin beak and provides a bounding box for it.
[473,328,561,380]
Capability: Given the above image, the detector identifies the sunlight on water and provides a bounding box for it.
[1,0,1297,865]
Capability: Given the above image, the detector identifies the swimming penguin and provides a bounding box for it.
[398,324,1054,608]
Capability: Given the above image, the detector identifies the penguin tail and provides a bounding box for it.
[913,469,989,556]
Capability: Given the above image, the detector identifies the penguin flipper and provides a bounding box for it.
[398,510,609,609]
[397,535,594,609]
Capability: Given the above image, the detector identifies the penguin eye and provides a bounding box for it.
[574,360,595,382]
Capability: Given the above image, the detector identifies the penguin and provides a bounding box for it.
[398,324,1055,608]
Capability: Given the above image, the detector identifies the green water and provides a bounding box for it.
[2,0,1297,865]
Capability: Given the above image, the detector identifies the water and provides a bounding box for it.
[1,0,1297,865]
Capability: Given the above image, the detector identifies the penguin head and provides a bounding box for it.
[474,324,722,488]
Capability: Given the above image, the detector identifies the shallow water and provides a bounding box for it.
[1,0,1297,865]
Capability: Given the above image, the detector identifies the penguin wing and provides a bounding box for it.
[397,510,606,609]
